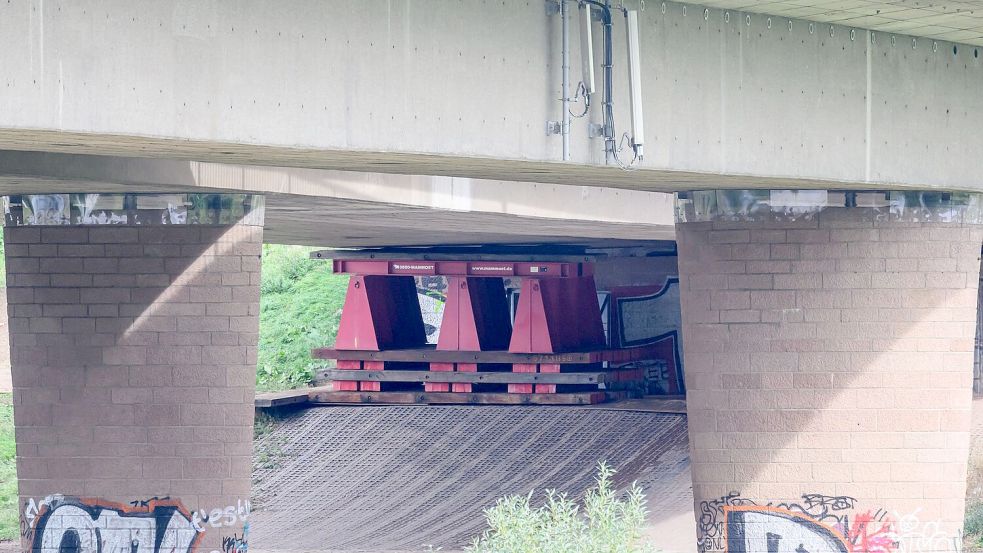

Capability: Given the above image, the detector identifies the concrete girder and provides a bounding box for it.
[695,1,983,48]
[0,151,675,247]
[0,1,979,193]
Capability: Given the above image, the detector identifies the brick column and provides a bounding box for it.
[5,194,262,553]
[677,192,979,553]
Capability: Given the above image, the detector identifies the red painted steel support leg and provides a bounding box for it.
[509,363,537,394]
[437,277,511,352]
[453,363,477,393]
[334,360,361,391]
[427,362,453,392]
[509,276,606,353]
[360,360,383,392]
[334,275,427,351]
[427,362,479,392]
[509,280,549,354]
[535,363,560,394]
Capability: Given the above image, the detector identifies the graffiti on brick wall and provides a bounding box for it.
[417,276,447,344]
[697,492,960,553]
[21,495,251,553]
[893,508,959,553]
[611,277,685,394]
[190,499,251,534]
[4,193,265,227]
[678,190,981,224]
[220,523,249,553]
[23,496,199,553]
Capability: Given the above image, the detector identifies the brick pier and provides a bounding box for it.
[5,194,262,552]
[677,196,979,552]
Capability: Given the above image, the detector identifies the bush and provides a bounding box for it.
[257,245,349,391]
[467,463,656,553]
[965,502,983,542]
[260,244,323,295]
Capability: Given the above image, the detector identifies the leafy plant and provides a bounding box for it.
[0,227,5,287]
[467,463,656,553]
[257,245,348,391]
[0,393,18,541]
[965,502,983,544]
[964,450,983,548]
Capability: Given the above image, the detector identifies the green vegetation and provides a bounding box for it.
[0,228,5,287]
[257,244,348,391]
[0,394,18,541]
[966,454,983,548]
[253,411,289,475]
[0,230,11,541]
[467,463,656,553]
[965,502,983,546]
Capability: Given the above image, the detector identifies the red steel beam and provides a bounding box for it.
[332,259,593,278]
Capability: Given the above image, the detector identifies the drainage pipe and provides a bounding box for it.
[561,0,571,161]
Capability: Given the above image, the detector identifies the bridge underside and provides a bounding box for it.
[0,151,675,248]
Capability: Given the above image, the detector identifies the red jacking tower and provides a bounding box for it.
[312,254,661,404]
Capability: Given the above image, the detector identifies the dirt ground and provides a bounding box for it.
[251,397,983,553]
[250,405,696,553]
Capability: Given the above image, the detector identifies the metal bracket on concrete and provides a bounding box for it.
[588,123,605,138]
[546,121,562,135]
[545,0,561,16]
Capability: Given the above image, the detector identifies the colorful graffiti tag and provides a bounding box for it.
[611,277,684,394]
[22,496,250,553]
[727,506,850,553]
[26,497,199,553]
[698,493,957,553]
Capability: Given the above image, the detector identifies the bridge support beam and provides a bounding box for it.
[676,191,979,552]
[5,194,263,552]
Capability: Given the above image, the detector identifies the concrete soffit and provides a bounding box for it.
[0,130,972,196]
[0,150,675,227]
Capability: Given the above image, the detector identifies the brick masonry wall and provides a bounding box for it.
[6,223,261,552]
[676,212,981,552]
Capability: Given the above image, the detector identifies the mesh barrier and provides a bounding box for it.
[251,405,690,551]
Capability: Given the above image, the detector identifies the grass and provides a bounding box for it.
[0,228,5,287]
[967,452,983,549]
[966,503,983,546]
[0,394,18,541]
[257,244,349,391]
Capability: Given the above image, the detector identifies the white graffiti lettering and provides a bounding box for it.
[191,500,251,533]
[893,509,963,553]
[22,494,67,540]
